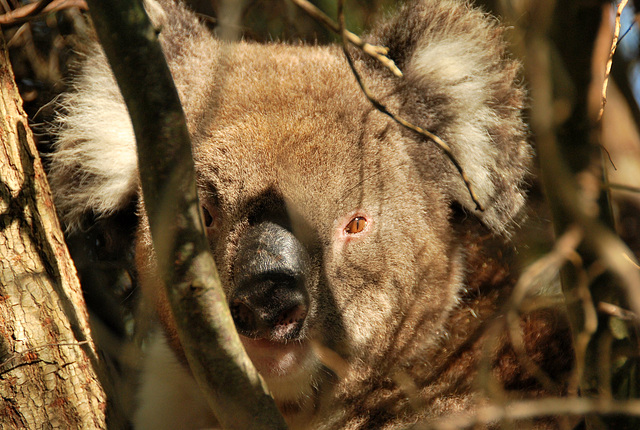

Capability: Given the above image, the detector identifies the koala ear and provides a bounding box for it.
[47,0,200,230]
[367,0,531,234]
[47,42,138,231]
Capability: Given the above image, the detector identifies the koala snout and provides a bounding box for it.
[230,279,308,340]
[231,221,309,341]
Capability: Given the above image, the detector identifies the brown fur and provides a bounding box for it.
[47,0,573,428]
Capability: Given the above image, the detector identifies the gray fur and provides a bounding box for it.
[49,0,529,233]
[45,1,563,429]
[364,0,530,232]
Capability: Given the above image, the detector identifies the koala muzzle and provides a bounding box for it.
[231,221,309,342]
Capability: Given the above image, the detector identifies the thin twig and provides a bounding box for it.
[591,226,640,321]
[2,0,85,25]
[418,397,640,430]
[597,301,639,322]
[598,143,617,170]
[562,249,597,397]
[335,0,484,211]
[607,182,640,194]
[20,0,52,17]
[598,0,629,121]
[288,0,403,77]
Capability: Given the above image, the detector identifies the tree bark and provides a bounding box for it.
[0,30,107,428]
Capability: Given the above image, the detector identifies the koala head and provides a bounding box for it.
[48,0,531,425]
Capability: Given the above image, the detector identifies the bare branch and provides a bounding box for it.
[420,397,640,430]
[288,0,403,77]
[83,0,287,428]
[597,301,639,322]
[598,0,629,122]
[519,0,640,423]
[608,182,640,194]
[505,225,584,393]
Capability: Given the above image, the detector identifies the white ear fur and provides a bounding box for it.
[408,34,529,233]
[47,0,182,230]
[369,0,531,234]
[48,44,138,230]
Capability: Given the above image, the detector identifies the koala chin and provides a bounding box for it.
[48,0,574,428]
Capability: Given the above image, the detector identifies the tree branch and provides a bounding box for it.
[288,0,402,77]
[0,0,87,26]
[83,0,287,428]
[597,0,629,122]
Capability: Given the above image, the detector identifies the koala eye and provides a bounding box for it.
[202,206,214,227]
[201,204,220,231]
[344,216,367,235]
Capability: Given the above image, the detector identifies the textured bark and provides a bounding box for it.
[0,31,107,428]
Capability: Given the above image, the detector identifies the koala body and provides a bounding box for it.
[48,0,572,428]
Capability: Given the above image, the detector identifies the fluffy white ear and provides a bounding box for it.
[367,0,531,234]
[47,0,206,230]
[47,42,138,231]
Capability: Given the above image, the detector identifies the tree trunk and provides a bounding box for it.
[0,30,107,428]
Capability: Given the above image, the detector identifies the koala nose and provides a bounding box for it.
[231,221,309,341]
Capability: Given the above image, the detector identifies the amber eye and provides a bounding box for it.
[344,216,367,234]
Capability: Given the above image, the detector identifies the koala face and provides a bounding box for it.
[187,44,460,384]
[138,45,463,407]
[48,0,553,428]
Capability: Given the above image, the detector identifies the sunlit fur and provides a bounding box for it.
[48,1,572,429]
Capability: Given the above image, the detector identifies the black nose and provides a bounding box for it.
[231,221,309,341]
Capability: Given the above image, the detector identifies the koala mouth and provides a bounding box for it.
[240,336,312,377]
[230,293,315,383]
[232,299,313,380]
[240,335,320,408]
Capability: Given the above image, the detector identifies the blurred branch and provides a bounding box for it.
[608,182,640,194]
[421,397,640,430]
[598,301,639,322]
[623,253,640,269]
[0,0,87,26]
[83,0,287,428]
[506,225,584,393]
[509,0,640,427]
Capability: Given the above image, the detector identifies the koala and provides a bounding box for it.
[47,0,574,428]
